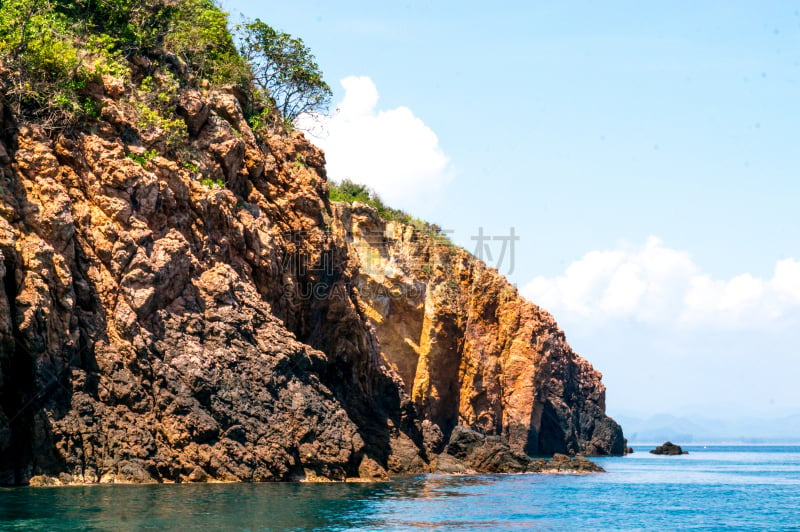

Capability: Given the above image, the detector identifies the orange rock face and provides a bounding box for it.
[0,62,620,485]
[336,205,624,456]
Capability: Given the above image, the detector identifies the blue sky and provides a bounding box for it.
[222,1,800,422]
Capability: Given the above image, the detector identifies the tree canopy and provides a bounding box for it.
[237,19,331,122]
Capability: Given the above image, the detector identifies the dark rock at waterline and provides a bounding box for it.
[430,453,470,474]
[543,453,605,473]
[444,426,605,474]
[650,441,687,455]
[445,426,532,473]
[622,438,634,454]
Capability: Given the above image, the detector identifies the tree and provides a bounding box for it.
[237,19,331,122]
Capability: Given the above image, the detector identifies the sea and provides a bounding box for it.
[1,445,799,531]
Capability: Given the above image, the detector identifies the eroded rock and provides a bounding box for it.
[0,64,622,485]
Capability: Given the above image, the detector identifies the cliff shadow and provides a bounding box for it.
[0,128,110,484]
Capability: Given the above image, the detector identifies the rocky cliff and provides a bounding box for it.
[0,55,621,485]
[334,204,623,457]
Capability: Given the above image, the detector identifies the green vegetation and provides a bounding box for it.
[127,148,158,167]
[1,0,94,125]
[133,101,188,149]
[162,1,250,88]
[126,70,188,152]
[329,180,453,247]
[0,0,334,134]
[0,0,248,128]
[201,177,225,188]
[329,180,374,205]
[237,19,331,122]
[293,152,308,171]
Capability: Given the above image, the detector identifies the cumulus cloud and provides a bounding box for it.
[296,76,452,206]
[522,237,800,329]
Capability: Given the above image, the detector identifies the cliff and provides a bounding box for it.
[335,204,623,457]
[0,11,621,486]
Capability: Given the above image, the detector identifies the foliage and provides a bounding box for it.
[201,177,225,188]
[127,148,158,166]
[0,0,331,133]
[129,69,188,152]
[162,0,249,87]
[292,152,308,172]
[0,0,249,128]
[132,100,188,151]
[246,102,294,136]
[85,34,128,78]
[329,179,374,205]
[328,180,454,247]
[237,19,331,122]
[0,0,85,125]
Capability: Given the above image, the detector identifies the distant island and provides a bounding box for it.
[615,413,800,444]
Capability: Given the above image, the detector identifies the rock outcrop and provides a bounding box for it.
[336,204,624,457]
[441,426,605,474]
[0,56,621,485]
[650,442,687,455]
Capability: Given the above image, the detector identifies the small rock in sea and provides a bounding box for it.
[624,446,635,454]
[649,441,688,455]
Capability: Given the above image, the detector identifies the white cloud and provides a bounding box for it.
[296,76,452,206]
[522,237,800,329]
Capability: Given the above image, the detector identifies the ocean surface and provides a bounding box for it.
[1,445,799,530]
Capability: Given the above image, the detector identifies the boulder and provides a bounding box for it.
[357,456,389,481]
[650,441,688,455]
[445,426,531,473]
[430,453,470,474]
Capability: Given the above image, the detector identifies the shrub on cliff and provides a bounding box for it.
[329,180,453,248]
[0,0,86,125]
[329,179,375,205]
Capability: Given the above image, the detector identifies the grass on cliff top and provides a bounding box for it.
[329,180,454,249]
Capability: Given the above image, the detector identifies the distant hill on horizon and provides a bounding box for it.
[614,413,800,444]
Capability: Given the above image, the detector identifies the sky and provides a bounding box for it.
[221,1,800,423]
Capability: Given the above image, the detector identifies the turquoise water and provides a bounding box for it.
[1,445,799,530]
